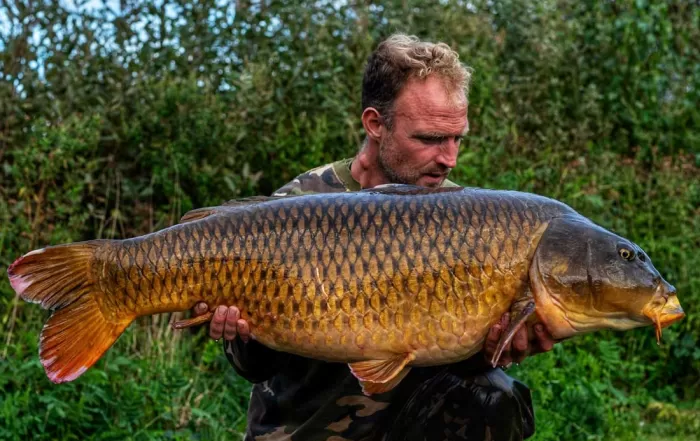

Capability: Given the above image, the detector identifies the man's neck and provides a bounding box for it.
[350,142,390,189]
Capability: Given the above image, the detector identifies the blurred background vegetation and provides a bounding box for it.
[0,0,698,440]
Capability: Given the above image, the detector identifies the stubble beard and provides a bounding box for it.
[377,135,423,186]
[377,135,448,188]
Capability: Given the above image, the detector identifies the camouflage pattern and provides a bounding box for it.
[272,157,461,197]
[224,157,535,441]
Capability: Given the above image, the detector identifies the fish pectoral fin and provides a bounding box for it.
[172,311,214,329]
[359,367,412,396]
[490,300,537,368]
[348,353,415,395]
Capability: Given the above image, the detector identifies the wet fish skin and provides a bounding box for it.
[92,187,566,365]
[7,185,684,392]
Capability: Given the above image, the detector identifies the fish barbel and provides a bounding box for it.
[7,185,684,394]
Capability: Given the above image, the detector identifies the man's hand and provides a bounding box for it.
[482,312,557,368]
[192,302,251,342]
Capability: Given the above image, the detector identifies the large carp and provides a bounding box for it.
[8,185,684,394]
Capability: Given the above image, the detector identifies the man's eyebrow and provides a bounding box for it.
[413,132,446,139]
[413,128,469,138]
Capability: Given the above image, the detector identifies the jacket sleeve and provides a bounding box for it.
[223,337,291,383]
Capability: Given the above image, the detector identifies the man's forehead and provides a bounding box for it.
[393,81,468,135]
[394,77,467,118]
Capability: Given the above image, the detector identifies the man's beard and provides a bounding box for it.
[377,136,450,188]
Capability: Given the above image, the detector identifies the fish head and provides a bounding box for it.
[529,215,684,342]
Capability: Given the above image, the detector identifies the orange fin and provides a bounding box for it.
[8,241,133,383]
[359,366,411,395]
[490,300,536,368]
[171,311,214,329]
[40,295,131,382]
[348,353,415,395]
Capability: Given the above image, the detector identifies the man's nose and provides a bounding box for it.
[437,141,458,168]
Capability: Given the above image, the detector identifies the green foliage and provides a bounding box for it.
[0,326,250,441]
[1,0,698,440]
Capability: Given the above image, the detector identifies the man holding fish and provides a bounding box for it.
[196,33,557,441]
[9,34,683,441]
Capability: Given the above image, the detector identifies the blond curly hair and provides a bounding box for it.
[362,34,473,128]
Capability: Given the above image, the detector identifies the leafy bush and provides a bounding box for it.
[1,0,698,439]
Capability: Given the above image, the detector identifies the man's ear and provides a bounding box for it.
[361,107,384,142]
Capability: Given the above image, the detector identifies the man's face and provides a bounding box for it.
[377,76,468,188]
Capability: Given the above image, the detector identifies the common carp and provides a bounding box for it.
[7,185,684,394]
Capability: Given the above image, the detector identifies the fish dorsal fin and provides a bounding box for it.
[348,353,415,395]
[179,195,293,224]
[360,184,464,196]
[179,207,221,223]
[221,195,290,207]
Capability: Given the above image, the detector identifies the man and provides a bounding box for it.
[194,34,557,440]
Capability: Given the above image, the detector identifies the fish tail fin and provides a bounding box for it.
[8,241,132,383]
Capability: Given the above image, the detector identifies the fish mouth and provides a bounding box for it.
[642,293,685,344]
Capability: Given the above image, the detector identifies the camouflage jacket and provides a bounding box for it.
[271,158,460,197]
[223,158,535,441]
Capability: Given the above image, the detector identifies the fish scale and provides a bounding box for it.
[11,185,681,391]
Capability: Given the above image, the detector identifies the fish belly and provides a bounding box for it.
[96,189,550,364]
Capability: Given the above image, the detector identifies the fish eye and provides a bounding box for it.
[618,247,635,261]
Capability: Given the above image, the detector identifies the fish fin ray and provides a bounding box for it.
[8,241,107,308]
[179,196,295,223]
[8,241,132,382]
[172,312,214,329]
[490,300,536,368]
[179,207,219,223]
[41,295,132,383]
[221,195,291,206]
[348,353,415,384]
[359,366,412,395]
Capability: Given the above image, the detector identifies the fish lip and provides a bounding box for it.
[654,303,685,327]
[651,281,684,326]
[642,293,684,343]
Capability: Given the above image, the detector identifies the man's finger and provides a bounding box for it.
[193,302,209,317]
[209,305,227,340]
[534,323,555,353]
[238,319,251,343]
[223,307,240,341]
[500,312,510,328]
[512,326,528,363]
[483,324,502,359]
[498,350,512,368]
